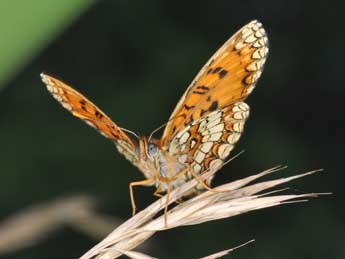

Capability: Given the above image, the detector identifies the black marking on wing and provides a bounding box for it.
[219,69,228,78]
[209,101,218,111]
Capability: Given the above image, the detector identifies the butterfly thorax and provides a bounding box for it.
[134,136,188,192]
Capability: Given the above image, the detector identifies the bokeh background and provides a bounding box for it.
[0,1,344,258]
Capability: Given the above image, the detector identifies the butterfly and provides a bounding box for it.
[41,20,268,224]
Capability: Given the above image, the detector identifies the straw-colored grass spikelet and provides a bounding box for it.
[79,165,328,259]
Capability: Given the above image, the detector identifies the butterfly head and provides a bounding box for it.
[134,136,164,179]
[138,136,160,162]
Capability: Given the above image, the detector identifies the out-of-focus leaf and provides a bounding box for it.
[0,0,93,89]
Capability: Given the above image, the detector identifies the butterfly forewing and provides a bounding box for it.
[41,73,138,162]
[160,20,268,147]
[160,20,268,177]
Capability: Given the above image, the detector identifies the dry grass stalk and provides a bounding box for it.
[198,239,255,259]
[80,165,326,259]
[112,248,158,259]
[111,239,255,259]
[0,195,120,255]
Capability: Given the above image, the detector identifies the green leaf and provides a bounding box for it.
[0,0,93,89]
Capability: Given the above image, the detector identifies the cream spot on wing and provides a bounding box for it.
[175,126,190,139]
[208,123,224,133]
[258,48,266,57]
[206,117,221,129]
[52,94,62,102]
[233,112,243,120]
[253,40,261,48]
[252,48,264,59]
[201,129,210,136]
[232,104,242,113]
[246,62,259,72]
[208,132,223,142]
[242,27,251,35]
[62,102,72,111]
[209,159,223,170]
[255,70,263,79]
[242,30,252,39]
[252,73,258,82]
[244,34,257,43]
[218,144,234,159]
[85,120,97,129]
[100,131,108,138]
[202,135,210,142]
[235,41,246,50]
[227,133,241,144]
[255,30,263,38]
[169,142,178,154]
[46,84,53,92]
[233,110,249,120]
[190,140,197,149]
[200,142,213,153]
[246,85,255,94]
[252,24,259,31]
[192,163,202,174]
[238,102,249,111]
[233,122,244,132]
[116,145,124,153]
[178,154,188,164]
[258,38,265,46]
[179,131,190,144]
[244,110,250,118]
[198,119,207,133]
[194,150,206,164]
[207,111,222,122]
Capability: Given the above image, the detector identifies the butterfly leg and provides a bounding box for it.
[191,171,213,190]
[154,187,183,207]
[164,180,171,227]
[153,187,163,198]
[191,170,226,193]
[129,178,155,216]
[158,168,196,226]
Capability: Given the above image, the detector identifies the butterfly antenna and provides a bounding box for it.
[119,127,139,140]
[148,111,192,142]
[148,122,168,142]
[148,108,203,142]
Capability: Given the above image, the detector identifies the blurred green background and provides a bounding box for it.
[0,1,344,258]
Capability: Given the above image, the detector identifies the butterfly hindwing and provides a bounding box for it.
[167,102,250,178]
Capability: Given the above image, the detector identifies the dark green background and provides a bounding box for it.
[1,1,344,258]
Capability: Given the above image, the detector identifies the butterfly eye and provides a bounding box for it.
[148,143,157,156]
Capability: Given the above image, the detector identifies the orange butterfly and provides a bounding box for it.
[41,20,268,224]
